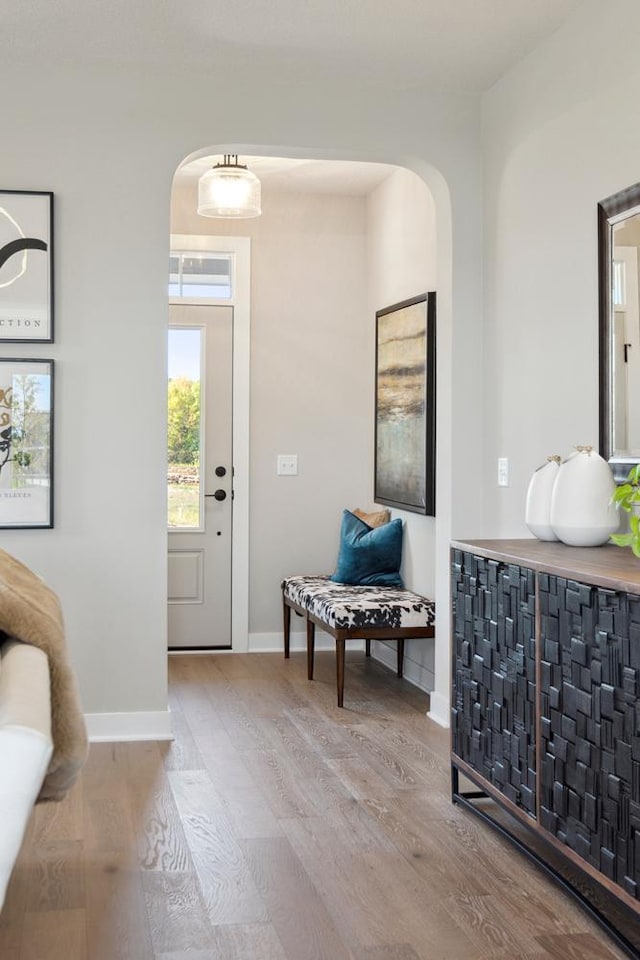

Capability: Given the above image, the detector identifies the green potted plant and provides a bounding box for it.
[610,463,640,556]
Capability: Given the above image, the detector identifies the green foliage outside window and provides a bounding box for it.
[168,378,200,466]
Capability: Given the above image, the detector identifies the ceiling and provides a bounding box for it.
[6,0,585,197]
[4,0,584,94]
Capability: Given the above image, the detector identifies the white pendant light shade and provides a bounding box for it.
[197,155,261,218]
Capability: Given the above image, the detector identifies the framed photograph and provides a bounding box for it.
[0,359,53,528]
[375,292,436,516]
[0,191,54,342]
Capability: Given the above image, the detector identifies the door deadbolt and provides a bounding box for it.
[215,466,227,477]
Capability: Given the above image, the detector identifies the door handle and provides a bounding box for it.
[204,488,227,501]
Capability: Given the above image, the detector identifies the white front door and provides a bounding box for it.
[167,304,233,649]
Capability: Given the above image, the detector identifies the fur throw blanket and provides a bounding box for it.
[0,548,87,801]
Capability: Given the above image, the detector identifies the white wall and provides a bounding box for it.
[482,0,640,537]
[172,183,370,647]
[366,168,438,691]
[0,55,482,734]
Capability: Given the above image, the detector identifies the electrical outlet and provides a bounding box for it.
[497,457,509,487]
[277,454,298,476]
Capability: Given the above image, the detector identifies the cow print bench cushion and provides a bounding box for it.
[282,575,435,630]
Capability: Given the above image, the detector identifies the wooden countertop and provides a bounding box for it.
[451,538,640,594]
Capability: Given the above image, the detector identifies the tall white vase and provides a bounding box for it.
[525,456,562,541]
[550,446,620,547]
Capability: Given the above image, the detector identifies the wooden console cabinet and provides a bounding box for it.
[451,539,640,953]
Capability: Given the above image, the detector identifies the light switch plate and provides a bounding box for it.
[277,454,298,476]
[497,457,509,487]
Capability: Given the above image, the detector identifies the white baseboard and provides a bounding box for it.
[85,710,173,742]
[248,630,364,653]
[370,642,434,694]
[427,689,450,728]
[168,648,235,656]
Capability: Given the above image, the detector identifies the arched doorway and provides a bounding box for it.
[167,151,447,721]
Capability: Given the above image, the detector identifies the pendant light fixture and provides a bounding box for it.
[197,155,261,219]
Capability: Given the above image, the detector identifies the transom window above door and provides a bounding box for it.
[169,251,232,300]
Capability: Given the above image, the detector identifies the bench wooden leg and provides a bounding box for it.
[283,594,291,659]
[397,638,405,678]
[365,639,371,657]
[306,618,315,680]
[336,635,346,707]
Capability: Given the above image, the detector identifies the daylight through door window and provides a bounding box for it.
[168,327,203,529]
[169,252,232,299]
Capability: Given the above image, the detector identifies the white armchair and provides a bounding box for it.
[0,639,53,911]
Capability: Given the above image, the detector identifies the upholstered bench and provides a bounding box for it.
[282,575,435,707]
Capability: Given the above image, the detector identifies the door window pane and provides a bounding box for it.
[169,252,232,299]
[168,328,202,529]
[169,255,180,298]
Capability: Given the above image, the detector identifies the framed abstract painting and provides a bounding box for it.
[374,292,436,516]
[0,191,54,342]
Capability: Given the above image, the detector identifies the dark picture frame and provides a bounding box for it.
[0,190,54,342]
[374,292,436,516]
[0,358,54,528]
[598,179,640,481]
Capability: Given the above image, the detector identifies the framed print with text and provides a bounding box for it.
[0,359,53,528]
[374,292,436,516]
[0,191,54,342]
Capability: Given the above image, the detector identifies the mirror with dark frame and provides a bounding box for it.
[598,180,640,482]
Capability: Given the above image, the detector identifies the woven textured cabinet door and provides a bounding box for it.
[539,573,640,901]
[451,549,537,817]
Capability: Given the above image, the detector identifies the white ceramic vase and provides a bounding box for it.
[525,456,562,541]
[550,446,620,547]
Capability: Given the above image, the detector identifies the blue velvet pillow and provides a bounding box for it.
[330,510,403,587]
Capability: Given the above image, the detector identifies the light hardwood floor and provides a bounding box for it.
[0,651,634,959]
